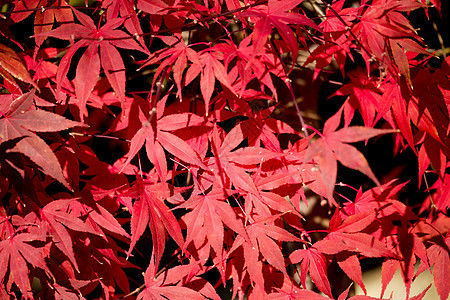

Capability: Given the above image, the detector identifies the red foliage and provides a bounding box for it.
[0,0,448,299]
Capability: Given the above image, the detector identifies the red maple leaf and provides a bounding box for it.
[38,199,100,272]
[0,90,84,189]
[33,1,74,48]
[314,208,395,258]
[138,259,219,300]
[334,69,383,128]
[120,105,206,181]
[0,233,50,299]
[35,7,146,118]
[215,38,287,99]
[215,94,296,151]
[139,36,200,101]
[289,246,333,298]
[0,44,38,91]
[421,234,450,300]
[11,0,74,50]
[202,124,282,195]
[101,0,149,51]
[178,186,249,281]
[120,177,185,267]
[268,276,333,299]
[353,0,425,80]
[228,213,300,290]
[198,47,236,114]
[241,0,318,60]
[314,209,396,294]
[302,108,395,203]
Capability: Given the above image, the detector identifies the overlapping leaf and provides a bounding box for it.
[178,187,249,280]
[0,90,84,189]
[0,233,49,299]
[35,7,146,118]
[0,0,449,299]
[120,107,206,181]
[241,0,318,60]
[302,108,395,202]
[121,177,184,267]
[290,247,333,298]
[0,44,38,90]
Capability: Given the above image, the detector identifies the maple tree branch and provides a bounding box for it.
[303,0,326,18]
[147,67,168,123]
[432,21,447,58]
[286,81,310,141]
[422,170,437,211]
[70,132,131,142]
[268,39,311,142]
[430,47,450,57]
[120,285,144,299]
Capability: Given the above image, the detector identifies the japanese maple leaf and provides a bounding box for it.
[38,199,100,272]
[339,180,411,218]
[198,48,235,114]
[302,108,395,203]
[374,73,446,152]
[336,251,367,295]
[215,38,285,99]
[238,107,296,152]
[353,0,424,79]
[120,106,206,181]
[177,187,249,281]
[204,124,280,193]
[241,170,300,218]
[139,36,200,101]
[379,225,430,299]
[409,69,449,142]
[268,277,332,300]
[426,174,450,212]
[311,209,403,296]
[314,210,395,258]
[241,0,318,61]
[215,94,296,151]
[121,177,185,267]
[102,0,149,51]
[320,0,357,33]
[289,247,333,298]
[228,214,300,289]
[0,90,84,189]
[304,37,348,80]
[0,233,50,299]
[314,210,394,294]
[36,7,145,118]
[138,259,215,300]
[65,196,130,239]
[375,80,416,150]
[0,44,38,91]
[246,216,300,275]
[33,0,74,48]
[420,234,450,300]
[334,69,383,128]
[11,0,73,50]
